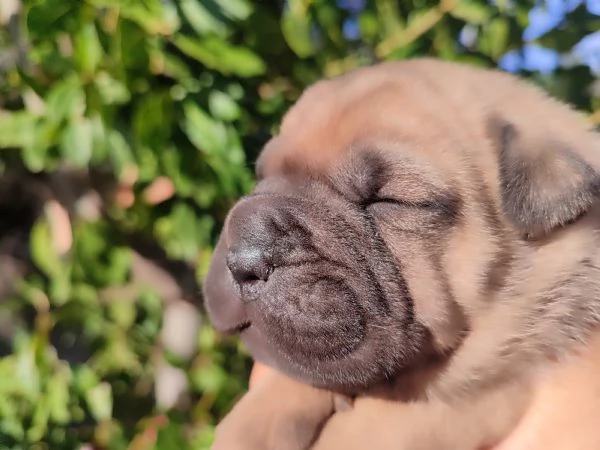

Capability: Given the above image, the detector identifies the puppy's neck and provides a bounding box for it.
[359,355,453,402]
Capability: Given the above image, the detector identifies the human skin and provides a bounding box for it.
[493,333,600,450]
[247,342,600,450]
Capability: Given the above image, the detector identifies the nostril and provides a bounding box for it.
[226,245,273,289]
[238,263,272,284]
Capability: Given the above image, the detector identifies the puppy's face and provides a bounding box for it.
[203,59,600,393]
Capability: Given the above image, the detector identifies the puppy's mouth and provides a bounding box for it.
[220,320,252,335]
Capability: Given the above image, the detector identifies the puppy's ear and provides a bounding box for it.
[488,115,600,239]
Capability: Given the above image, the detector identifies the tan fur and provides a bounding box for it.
[207,58,600,449]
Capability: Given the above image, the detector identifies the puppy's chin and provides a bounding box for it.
[239,322,431,394]
[205,248,432,393]
[205,249,432,392]
[230,277,431,393]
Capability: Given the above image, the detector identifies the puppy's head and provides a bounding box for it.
[203,59,600,394]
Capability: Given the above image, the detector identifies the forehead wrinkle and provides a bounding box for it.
[257,67,474,192]
[260,90,409,178]
[280,67,395,133]
[270,75,414,167]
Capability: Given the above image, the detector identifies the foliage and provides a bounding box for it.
[0,0,598,448]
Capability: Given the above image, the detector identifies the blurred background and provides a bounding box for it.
[0,0,598,448]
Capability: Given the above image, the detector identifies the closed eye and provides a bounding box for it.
[362,196,460,220]
[361,197,437,209]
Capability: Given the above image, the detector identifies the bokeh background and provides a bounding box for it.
[0,0,598,448]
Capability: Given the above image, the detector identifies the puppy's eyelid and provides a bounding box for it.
[362,197,441,210]
[361,196,408,208]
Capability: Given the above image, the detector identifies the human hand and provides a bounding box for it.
[247,339,600,450]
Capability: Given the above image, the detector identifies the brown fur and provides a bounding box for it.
[203,58,600,449]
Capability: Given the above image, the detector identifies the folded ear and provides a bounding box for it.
[488,114,600,239]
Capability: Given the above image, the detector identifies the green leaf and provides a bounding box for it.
[450,0,493,25]
[132,91,173,149]
[161,53,197,89]
[156,419,188,449]
[94,72,131,105]
[26,0,75,36]
[49,267,72,305]
[191,362,227,394]
[107,298,137,329]
[172,35,265,77]
[434,22,458,58]
[60,117,94,167]
[281,9,316,58]
[28,397,50,442]
[0,397,25,442]
[479,17,510,59]
[160,148,188,196]
[92,334,142,375]
[0,112,38,149]
[74,365,100,395]
[406,8,442,35]
[21,121,56,172]
[172,203,200,260]
[375,0,406,36]
[359,12,383,42]
[47,364,72,424]
[105,247,131,284]
[192,426,216,450]
[155,203,200,261]
[44,76,85,125]
[70,283,98,306]
[224,125,245,164]
[180,0,227,36]
[181,101,227,155]
[15,342,41,400]
[219,0,253,21]
[86,382,113,422]
[90,112,107,162]
[208,91,241,122]
[118,1,179,35]
[74,22,104,75]
[489,18,510,59]
[106,129,134,178]
[377,8,442,57]
[30,219,61,280]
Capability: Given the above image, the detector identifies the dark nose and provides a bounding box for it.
[226,245,273,287]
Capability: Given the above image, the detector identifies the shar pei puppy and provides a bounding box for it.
[202,58,600,449]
